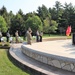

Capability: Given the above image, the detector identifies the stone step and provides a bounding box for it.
[9,44,75,75]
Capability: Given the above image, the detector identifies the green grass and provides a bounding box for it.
[43,34,72,38]
[0,49,30,75]
[43,34,65,37]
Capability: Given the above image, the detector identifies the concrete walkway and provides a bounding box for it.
[10,40,75,75]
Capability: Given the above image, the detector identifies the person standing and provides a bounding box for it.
[39,31,43,42]
[0,30,2,42]
[26,27,32,45]
[15,30,19,43]
[36,30,39,42]
[6,31,10,42]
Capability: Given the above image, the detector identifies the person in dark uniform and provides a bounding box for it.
[39,31,43,42]
[36,30,39,42]
[0,30,2,42]
[6,31,10,42]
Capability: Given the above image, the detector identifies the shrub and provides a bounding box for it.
[4,43,10,47]
[0,43,3,46]
[0,42,10,49]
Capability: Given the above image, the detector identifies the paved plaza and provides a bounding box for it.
[25,39,75,60]
[10,39,75,75]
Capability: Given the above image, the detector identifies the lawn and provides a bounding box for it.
[43,34,72,39]
[0,49,30,75]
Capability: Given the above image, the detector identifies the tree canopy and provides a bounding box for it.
[25,15,43,35]
[0,16,7,33]
[1,1,75,35]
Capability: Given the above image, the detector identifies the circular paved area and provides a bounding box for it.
[10,39,75,75]
[24,39,75,59]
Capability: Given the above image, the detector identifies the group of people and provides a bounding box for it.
[0,30,11,42]
[36,30,43,42]
[0,30,20,43]
[0,27,43,45]
[26,28,43,45]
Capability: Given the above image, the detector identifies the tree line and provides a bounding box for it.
[0,1,75,36]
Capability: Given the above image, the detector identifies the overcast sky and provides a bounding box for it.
[0,0,75,14]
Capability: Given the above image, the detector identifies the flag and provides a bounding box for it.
[66,26,71,36]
